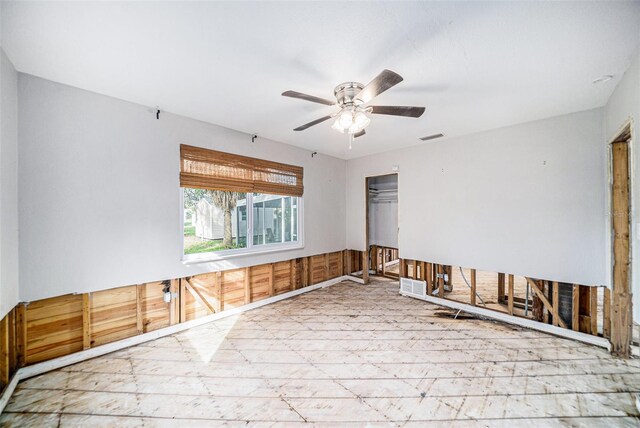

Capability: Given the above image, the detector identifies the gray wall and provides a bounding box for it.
[346,108,606,287]
[0,47,19,318]
[18,74,346,302]
[603,49,640,322]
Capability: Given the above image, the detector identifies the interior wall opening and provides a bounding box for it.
[367,173,399,280]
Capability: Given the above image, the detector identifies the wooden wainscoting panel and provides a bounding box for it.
[327,252,341,279]
[310,255,327,285]
[140,281,171,332]
[25,294,84,364]
[250,264,271,302]
[90,286,138,347]
[221,269,246,309]
[274,261,293,295]
[184,274,216,321]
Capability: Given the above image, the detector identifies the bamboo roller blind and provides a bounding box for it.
[180,144,304,197]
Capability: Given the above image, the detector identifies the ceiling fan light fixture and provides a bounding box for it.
[332,108,370,135]
[352,110,370,131]
[338,109,354,129]
[331,117,346,133]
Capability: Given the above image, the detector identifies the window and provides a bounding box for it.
[180,145,303,260]
[183,191,301,258]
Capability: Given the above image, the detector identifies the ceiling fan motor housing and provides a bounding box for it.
[334,82,365,107]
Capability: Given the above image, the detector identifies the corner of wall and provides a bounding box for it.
[0,46,19,319]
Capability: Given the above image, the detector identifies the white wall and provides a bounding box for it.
[604,50,640,323]
[369,201,398,248]
[0,47,19,319]
[18,74,346,302]
[0,47,19,318]
[347,108,606,286]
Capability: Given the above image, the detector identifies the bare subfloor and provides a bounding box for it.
[2,277,640,426]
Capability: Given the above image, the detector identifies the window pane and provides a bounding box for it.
[253,201,264,245]
[252,194,298,246]
[183,189,247,254]
[264,198,282,244]
[292,197,298,241]
[284,197,292,242]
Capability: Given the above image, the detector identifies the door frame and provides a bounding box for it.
[606,119,634,356]
[365,172,399,283]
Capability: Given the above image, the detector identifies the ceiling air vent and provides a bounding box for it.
[419,133,444,141]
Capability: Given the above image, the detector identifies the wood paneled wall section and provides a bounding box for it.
[25,294,84,364]
[0,250,350,389]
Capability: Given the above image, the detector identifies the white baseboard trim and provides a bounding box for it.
[346,275,365,284]
[0,375,18,415]
[0,275,356,414]
[401,292,612,351]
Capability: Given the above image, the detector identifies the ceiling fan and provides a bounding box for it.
[282,69,425,149]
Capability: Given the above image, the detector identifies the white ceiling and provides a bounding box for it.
[2,2,639,160]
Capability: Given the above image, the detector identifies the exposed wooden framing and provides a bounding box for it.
[572,284,580,332]
[590,286,598,335]
[381,250,386,276]
[169,279,179,325]
[610,139,632,357]
[470,269,477,307]
[213,273,222,313]
[412,260,418,280]
[179,279,186,323]
[438,265,444,298]
[551,281,559,327]
[1,315,9,385]
[426,263,433,295]
[346,250,352,276]
[82,293,92,350]
[526,278,567,329]
[541,282,550,325]
[497,273,505,304]
[508,275,514,315]
[15,304,26,368]
[185,278,215,315]
[307,256,313,286]
[7,310,16,376]
[136,285,143,334]
[399,258,405,277]
[302,257,309,287]
[362,250,369,284]
[5,272,351,414]
[579,285,591,333]
[371,245,377,274]
[269,263,275,297]
[244,267,251,304]
[338,250,344,277]
[290,260,297,288]
[603,287,611,339]
[324,254,329,282]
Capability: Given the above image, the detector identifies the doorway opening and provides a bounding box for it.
[366,174,399,283]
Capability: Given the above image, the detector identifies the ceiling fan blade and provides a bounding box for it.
[282,90,336,106]
[354,129,366,138]
[370,106,425,118]
[356,69,403,103]
[293,115,333,131]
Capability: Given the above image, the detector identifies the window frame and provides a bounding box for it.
[181,190,304,264]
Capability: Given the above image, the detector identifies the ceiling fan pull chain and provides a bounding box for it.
[349,133,354,150]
